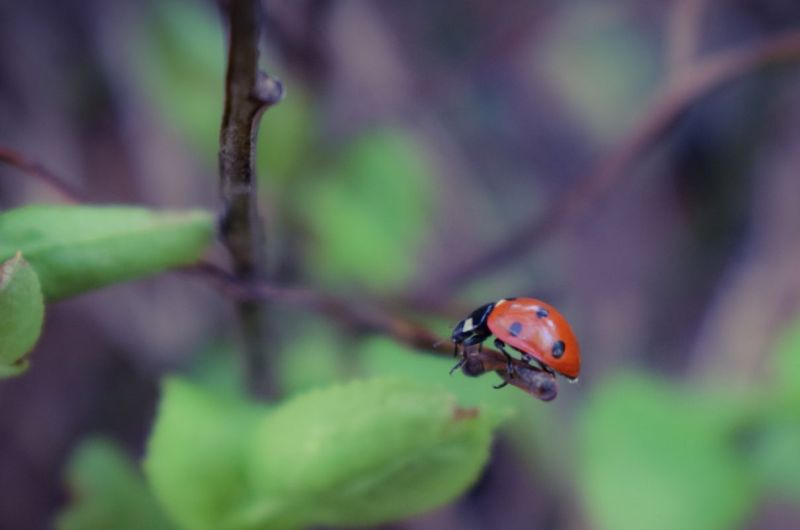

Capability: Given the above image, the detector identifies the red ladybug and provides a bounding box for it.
[451,297,580,383]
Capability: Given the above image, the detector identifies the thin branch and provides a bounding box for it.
[185,262,559,401]
[0,146,85,203]
[218,0,283,398]
[429,30,800,297]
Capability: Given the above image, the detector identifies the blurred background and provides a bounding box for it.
[2,0,800,529]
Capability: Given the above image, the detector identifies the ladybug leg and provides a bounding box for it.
[492,339,516,390]
[524,354,554,375]
[536,359,556,376]
[494,339,516,376]
[449,356,466,375]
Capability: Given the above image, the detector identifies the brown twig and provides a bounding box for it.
[428,30,800,298]
[218,0,283,398]
[667,0,707,75]
[0,146,85,203]
[185,262,559,401]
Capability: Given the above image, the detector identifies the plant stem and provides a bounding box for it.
[186,263,559,402]
[218,0,283,398]
[0,146,85,203]
[426,30,800,299]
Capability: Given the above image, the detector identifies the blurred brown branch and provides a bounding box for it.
[186,262,558,401]
[218,0,283,398]
[667,0,707,74]
[427,30,800,300]
[0,146,85,203]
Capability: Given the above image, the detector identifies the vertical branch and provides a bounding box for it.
[219,0,283,398]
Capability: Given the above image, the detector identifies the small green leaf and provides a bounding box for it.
[0,252,44,377]
[135,0,224,159]
[144,378,265,530]
[539,4,658,141]
[578,373,755,530]
[57,438,178,530]
[257,87,317,186]
[301,130,436,290]
[0,205,214,300]
[276,316,346,396]
[751,418,800,500]
[773,316,800,406]
[748,320,800,501]
[245,378,502,528]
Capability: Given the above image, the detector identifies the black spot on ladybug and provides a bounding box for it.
[551,340,566,358]
[509,322,523,337]
[536,307,549,318]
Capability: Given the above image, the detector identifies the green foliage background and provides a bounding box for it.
[2,1,798,529]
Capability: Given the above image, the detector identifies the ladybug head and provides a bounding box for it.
[450,302,495,345]
[451,318,472,344]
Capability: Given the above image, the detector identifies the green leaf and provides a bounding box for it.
[751,418,800,500]
[0,252,44,377]
[275,316,346,396]
[257,87,317,186]
[358,336,522,410]
[358,338,569,482]
[57,438,178,530]
[0,205,213,300]
[187,341,248,399]
[578,373,755,530]
[144,378,265,530]
[245,377,502,528]
[772,316,800,406]
[135,0,224,158]
[539,4,658,142]
[301,130,436,290]
[748,319,800,501]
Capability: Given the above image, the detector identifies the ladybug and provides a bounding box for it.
[451,297,580,384]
